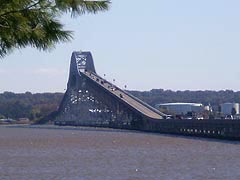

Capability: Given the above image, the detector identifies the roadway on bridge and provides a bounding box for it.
[82,71,164,119]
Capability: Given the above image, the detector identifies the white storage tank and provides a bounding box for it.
[155,103,204,115]
[220,103,239,115]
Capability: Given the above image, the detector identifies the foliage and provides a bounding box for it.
[0,92,63,121]
[0,0,110,57]
[129,89,240,109]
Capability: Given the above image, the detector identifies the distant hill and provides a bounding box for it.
[0,92,63,122]
[0,89,239,122]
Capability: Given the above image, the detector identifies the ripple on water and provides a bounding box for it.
[0,125,240,180]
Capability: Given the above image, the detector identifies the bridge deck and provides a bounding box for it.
[82,71,163,119]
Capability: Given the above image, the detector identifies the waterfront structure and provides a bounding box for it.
[55,51,240,140]
[220,103,239,115]
[155,103,204,115]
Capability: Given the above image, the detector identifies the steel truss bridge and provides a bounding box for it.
[55,51,240,140]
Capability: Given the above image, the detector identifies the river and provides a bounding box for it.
[0,125,239,180]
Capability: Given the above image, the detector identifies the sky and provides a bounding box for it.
[1,0,240,93]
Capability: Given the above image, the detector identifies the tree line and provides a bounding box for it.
[0,91,63,122]
[129,89,240,108]
[0,89,240,122]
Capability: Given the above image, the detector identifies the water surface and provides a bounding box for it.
[0,125,240,180]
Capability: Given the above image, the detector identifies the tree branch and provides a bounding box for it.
[0,0,42,17]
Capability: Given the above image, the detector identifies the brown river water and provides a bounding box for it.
[0,125,240,180]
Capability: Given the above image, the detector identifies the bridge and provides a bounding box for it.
[55,51,240,140]
[56,51,166,128]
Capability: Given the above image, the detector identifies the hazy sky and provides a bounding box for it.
[1,0,240,93]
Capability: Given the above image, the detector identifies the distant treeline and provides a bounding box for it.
[0,89,240,121]
[129,89,240,108]
[0,92,63,122]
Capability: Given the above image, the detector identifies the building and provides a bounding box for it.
[220,103,239,115]
[155,103,204,115]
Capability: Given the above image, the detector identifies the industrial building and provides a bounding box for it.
[155,103,204,115]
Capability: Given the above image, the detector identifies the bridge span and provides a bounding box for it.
[81,71,164,119]
[55,51,240,140]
